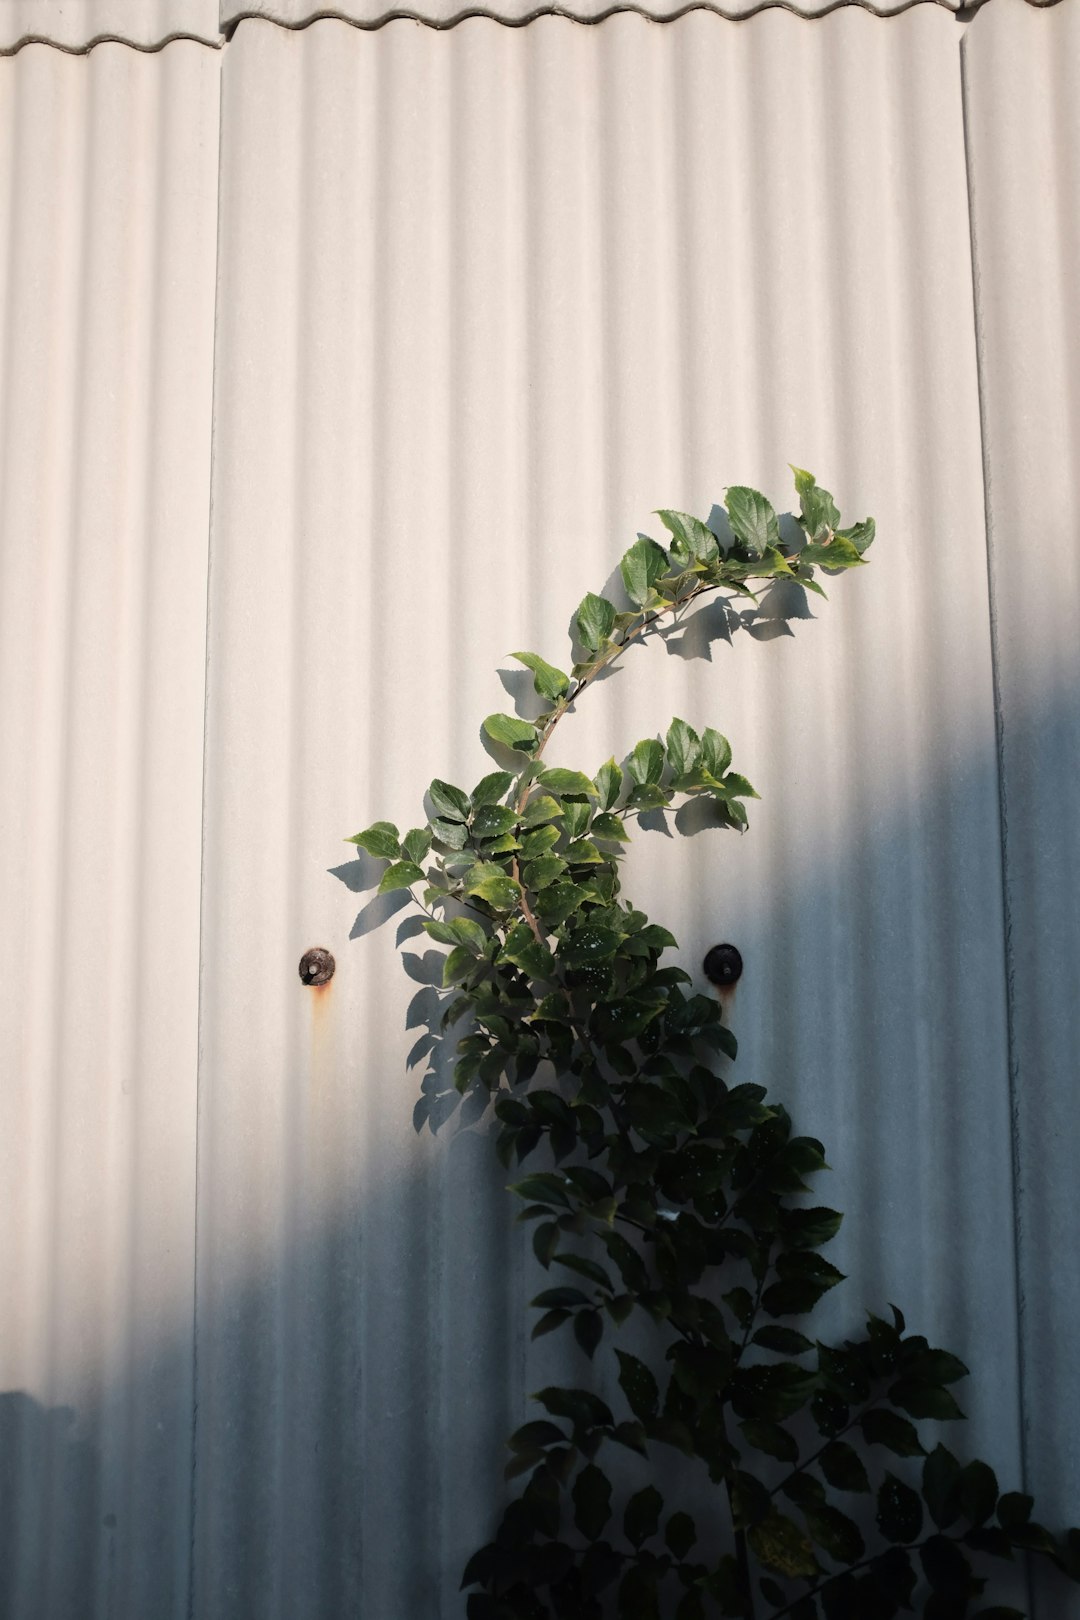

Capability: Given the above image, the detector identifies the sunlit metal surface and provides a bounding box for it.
[1,4,1077,1617]
[0,1,219,53]
[195,8,1029,1614]
[0,38,220,1620]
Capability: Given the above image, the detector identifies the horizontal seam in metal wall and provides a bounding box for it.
[218,0,959,41]
[0,0,1063,56]
[0,30,223,57]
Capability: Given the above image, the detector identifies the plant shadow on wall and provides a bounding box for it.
[346,471,1080,1620]
[0,1394,98,1615]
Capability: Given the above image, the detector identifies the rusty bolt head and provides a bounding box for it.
[299,947,335,986]
[703,943,742,988]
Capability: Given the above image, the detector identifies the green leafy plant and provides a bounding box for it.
[348,470,1079,1619]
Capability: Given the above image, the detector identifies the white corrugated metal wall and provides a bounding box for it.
[0,0,1076,1615]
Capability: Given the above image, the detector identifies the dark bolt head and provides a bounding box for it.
[299,947,335,986]
[703,943,742,988]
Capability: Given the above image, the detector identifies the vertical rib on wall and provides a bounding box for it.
[0,40,220,1620]
[196,11,1025,1616]
[964,2,1080,1612]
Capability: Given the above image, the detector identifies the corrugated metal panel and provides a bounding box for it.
[195,9,1036,1615]
[964,3,1080,1614]
[0,38,220,1620]
[0,1,220,53]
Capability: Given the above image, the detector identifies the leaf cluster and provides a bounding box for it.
[347,473,1078,1619]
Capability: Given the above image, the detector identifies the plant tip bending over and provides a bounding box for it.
[348,469,1079,1620]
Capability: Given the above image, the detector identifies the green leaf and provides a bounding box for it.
[430,817,468,850]
[346,820,401,859]
[532,1221,559,1267]
[483,713,540,753]
[836,516,875,555]
[423,916,487,952]
[594,757,623,810]
[819,1441,871,1493]
[508,1419,566,1453]
[521,823,560,856]
[958,1460,998,1526]
[538,767,596,799]
[859,1409,925,1458]
[591,812,629,842]
[699,728,732,776]
[377,860,425,894]
[466,872,522,911]
[560,927,620,967]
[531,1286,589,1309]
[615,1350,659,1420]
[429,780,471,821]
[665,1511,697,1560]
[721,771,760,800]
[555,1252,612,1289]
[401,826,432,864]
[477,832,519,855]
[530,1309,570,1340]
[565,838,604,865]
[472,804,517,839]
[618,1565,660,1620]
[503,937,555,980]
[510,1171,571,1207]
[534,883,588,927]
[919,1445,965,1529]
[739,1420,799,1463]
[602,1232,649,1292]
[804,1503,865,1565]
[624,1486,663,1549]
[888,1380,964,1421]
[731,1363,817,1423]
[876,1474,923,1544]
[810,1390,849,1438]
[628,738,665,787]
[443,946,476,985]
[627,783,670,812]
[656,509,719,563]
[572,1463,612,1540]
[532,1386,614,1429]
[470,771,514,808]
[748,1513,818,1579]
[522,854,564,891]
[996,1492,1034,1532]
[665,718,701,776]
[620,537,669,606]
[904,1347,969,1385]
[574,1309,603,1359]
[723,1286,755,1329]
[511,650,570,701]
[791,466,840,540]
[799,535,866,571]
[762,1278,830,1317]
[752,1326,814,1356]
[521,794,563,827]
[576,592,616,652]
[919,1532,971,1590]
[779,1206,843,1250]
[560,798,592,840]
[817,1344,871,1405]
[725,486,779,557]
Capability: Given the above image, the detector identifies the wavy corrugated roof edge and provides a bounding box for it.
[0,0,1065,54]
